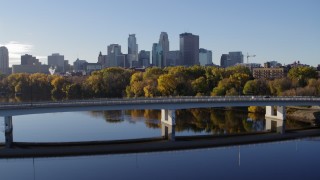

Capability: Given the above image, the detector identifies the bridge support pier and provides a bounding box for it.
[161,109,176,141]
[265,106,286,134]
[4,116,13,148]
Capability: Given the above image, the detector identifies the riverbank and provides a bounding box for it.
[1,128,320,158]
[287,106,320,125]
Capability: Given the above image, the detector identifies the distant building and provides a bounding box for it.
[237,63,261,72]
[0,46,9,74]
[220,54,229,68]
[64,60,71,72]
[317,64,320,71]
[84,63,102,75]
[73,58,87,72]
[138,50,150,68]
[199,48,212,66]
[12,65,50,74]
[128,34,138,67]
[107,44,127,67]
[159,32,170,67]
[220,52,244,68]
[264,61,282,68]
[152,43,163,67]
[167,50,180,66]
[286,61,309,69]
[98,51,108,68]
[253,67,285,79]
[21,54,40,66]
[48,53,65,73]
[180,32,199,66]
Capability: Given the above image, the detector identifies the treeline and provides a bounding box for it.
[0,65,319,101]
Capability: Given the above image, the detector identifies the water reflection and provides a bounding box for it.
[86,108,311,135]
[88,108,268,135]
[0,108,312,144]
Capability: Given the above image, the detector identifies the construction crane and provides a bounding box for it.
[246,53,256,63]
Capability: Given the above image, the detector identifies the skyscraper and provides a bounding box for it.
[48,53,65,72]
[138,50,150,68]
[152,43,163,67]
[107,44,125,67]
[128,34,138,67]
[220,52,244,68]
[180,33,199,66]
[159,32,169,67]
[199,48,212,66]
[0,46,9,74]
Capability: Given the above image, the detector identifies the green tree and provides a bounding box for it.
[191,76,208,95]
[157,74,177,96]
[288,67,318,87]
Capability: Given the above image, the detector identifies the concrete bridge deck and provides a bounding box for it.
[0,96,320,116]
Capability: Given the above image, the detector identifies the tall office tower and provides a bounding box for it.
[0,46,9,74]
[229,51,243,65]
[21,54,40,65]
[159,32,169,67]
[48,53,65,72]
[138,50,150,67]
[199,48,213,66]
[107,44,124,67]
[220,52,244,68]
[180,33,199,66]
[152,43,163,67]
[167,51,180,66]
[128,34,138,67]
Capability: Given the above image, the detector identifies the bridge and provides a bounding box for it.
[1,96,320,148]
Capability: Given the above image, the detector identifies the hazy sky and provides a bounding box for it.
[1,0,319,67]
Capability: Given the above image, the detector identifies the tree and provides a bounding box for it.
[51,75,70,98]
[269,78,292,96]
[157,74,177,96]
[191,76,208,95]
[288,67,318,87]
[243,80,255,95]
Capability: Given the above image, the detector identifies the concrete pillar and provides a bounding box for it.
[4,116,12,134]
[161,122,175,141]
[161,109,176,125]
[265,106,275,117]
[265,117,285,134]
[277,106,286,120]
[265,106,286,120]
[4,116,13,148]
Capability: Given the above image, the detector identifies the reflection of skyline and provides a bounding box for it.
[87,108,271,135]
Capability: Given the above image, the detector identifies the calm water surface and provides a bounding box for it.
[0,108,310,142]
[0,108,317,180]
[1,138,320,180]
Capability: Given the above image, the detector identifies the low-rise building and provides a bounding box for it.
[253,67,285,79]
[12,65,50,74]
[84,63,102,75]
[236,63,261,72]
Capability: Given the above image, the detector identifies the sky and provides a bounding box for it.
[0,0,320,67]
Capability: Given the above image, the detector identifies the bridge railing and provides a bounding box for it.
[0,96,319,110]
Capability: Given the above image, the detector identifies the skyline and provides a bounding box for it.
[1,0,320,67]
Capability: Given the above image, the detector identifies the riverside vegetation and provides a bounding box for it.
[0,65,319,102]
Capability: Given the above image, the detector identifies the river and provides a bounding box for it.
[0,108,318,179]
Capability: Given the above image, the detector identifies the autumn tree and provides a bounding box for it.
[288,67,318,87]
